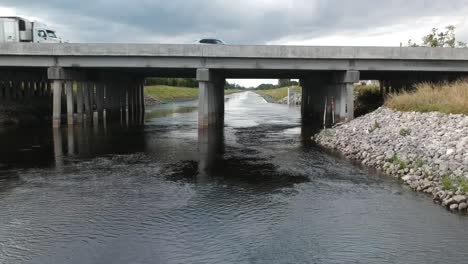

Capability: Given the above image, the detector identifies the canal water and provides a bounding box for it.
[0,91,467,264]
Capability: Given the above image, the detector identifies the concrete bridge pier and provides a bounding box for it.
[95,83,105,123]
[48,67,86,128]
[104,81,120,122]
[197,69,225,129]
[300,74,328,123]
[331,71,359,123]
[301,70,359,125]
[76,82,84,123]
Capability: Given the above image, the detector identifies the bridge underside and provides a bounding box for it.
[0,66,466,129]
[4,44,468,128]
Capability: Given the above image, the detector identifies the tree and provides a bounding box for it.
[277,79,291,87]
[408,25,467,48]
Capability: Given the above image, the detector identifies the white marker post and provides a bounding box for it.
[287,87,290,106]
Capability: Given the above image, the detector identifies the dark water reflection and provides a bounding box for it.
[0,92,467,264]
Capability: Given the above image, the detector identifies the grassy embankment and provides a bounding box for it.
[144,85,241,102]
[255,86,302,101]
[385,81,468,114]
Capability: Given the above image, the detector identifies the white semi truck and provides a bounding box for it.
[0,16,62,43]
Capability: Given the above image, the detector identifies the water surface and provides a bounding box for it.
[0,91,466,264]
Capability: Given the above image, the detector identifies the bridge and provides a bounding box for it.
[1,43,468,128]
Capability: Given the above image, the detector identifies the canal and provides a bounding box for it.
[0,91,467,264]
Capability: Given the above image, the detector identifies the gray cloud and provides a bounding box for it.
[1,0,467,44]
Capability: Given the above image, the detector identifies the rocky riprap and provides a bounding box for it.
[278,92,301,105]
[313,107,468,213]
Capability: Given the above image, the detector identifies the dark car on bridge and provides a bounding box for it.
[193,38,226,45]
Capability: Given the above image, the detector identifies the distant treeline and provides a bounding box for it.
[145,77,246,90]
[255,79,299,90]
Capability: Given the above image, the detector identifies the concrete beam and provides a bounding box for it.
[196,68,212,82]
[332,70,360,83]
[3,43,468,61]
[48,67,87,81]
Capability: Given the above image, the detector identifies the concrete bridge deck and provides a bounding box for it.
[0,43,467,128]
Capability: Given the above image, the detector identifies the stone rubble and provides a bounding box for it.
[313,107,468,214]
[278,92,301,105]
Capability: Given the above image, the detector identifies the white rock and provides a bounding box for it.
[452,195,467,204]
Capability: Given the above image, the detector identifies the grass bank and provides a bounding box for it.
[144,85,241,102]
[255,86,302,101]
[385,80,468,114]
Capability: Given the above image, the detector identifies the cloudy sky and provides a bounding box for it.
[1,0,468,87]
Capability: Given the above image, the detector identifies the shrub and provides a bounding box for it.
[354,85,384,117]
[399,128,411,137]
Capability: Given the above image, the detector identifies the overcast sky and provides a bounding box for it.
[1,0,468,87]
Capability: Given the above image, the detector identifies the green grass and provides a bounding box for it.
[441,175,468,192]
[388,154,408,170]
[399,128,411,137]
[385,80,468,114]
[144,85,241,101]
[459,178,468,193]
[442,175,456,191]
[255,86,302,101]
[145,85,199,101]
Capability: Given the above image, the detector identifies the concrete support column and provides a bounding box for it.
[83,82,92,122]
[140,81,145,114]
[65,81,74,125]
[96,83,105,122]
[48,67,87,127]
[46,81,51,97]
[104,81,121,122]
[301,70,358,125]
[28,80,35,97]
[37,81,44,96]
[76,82,84,122]
[4,80,10,99]
[23,80,30,99]
[133,82,139,120]
[14,81,22,100]
[135,81,141,115]
[300,74,328,123]
[197,68,225,129]
[127,83,134,123]
[120,83,127,123]
[52,80,63,128]
[331,70,359,122]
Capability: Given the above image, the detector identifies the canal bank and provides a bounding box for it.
[314,107,468,213]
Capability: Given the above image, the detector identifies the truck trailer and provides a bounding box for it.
[0,16,62,43]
